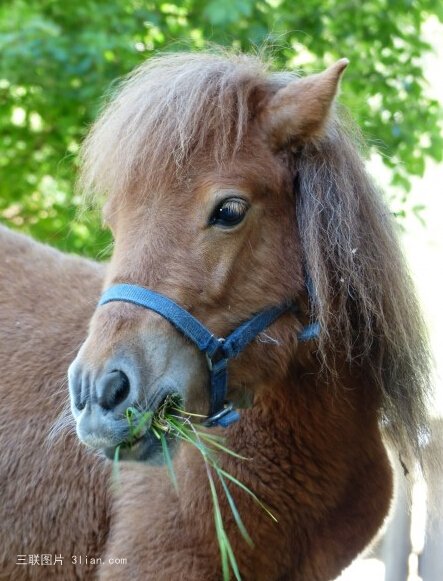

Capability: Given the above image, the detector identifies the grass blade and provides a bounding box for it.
[131,410,153,439]
[218,470,253,547]
[160,432,178,493]
[218,468,278,523]
[195,433,249,460]
[112,444,121,488]
[207,465,241,581]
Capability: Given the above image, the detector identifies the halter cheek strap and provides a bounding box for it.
[99,283,319,428]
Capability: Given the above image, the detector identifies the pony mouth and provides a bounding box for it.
[104,395,183,463]
[103,430,165,463]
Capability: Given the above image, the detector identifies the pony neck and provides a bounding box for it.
[179,362,393,580]
[234,358,384,466]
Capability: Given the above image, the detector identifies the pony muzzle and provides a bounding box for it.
[68,350,181,461]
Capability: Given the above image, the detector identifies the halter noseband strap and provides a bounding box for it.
[99,283,319,428]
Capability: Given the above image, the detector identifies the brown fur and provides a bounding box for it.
[0,226,110,579]
[0,50,433,580]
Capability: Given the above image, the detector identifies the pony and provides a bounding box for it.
[0,51,434,580]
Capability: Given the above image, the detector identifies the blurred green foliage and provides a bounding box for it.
[1,0,442,258]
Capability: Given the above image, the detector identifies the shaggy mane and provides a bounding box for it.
[79,51,292,203]
[294,121,432,465]
[79,51,432,467]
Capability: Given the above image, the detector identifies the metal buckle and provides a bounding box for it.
[203,401,235,427]
[205,337,225,371]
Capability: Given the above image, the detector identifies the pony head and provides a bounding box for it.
[68,52,430,466]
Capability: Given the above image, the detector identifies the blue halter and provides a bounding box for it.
[99,283,320,428]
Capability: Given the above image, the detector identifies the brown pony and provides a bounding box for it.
[0,51,433,580]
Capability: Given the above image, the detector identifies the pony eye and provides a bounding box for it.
[209,198,249,228]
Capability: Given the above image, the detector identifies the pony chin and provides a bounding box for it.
[104,431,179,465]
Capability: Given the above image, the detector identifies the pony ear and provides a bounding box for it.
[261,59,349,148]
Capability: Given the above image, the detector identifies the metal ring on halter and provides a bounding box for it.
[203,401,238,428]
[205,338,225,371]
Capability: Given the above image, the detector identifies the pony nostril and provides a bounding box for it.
[97,370,130,411]
[111,373,130,407]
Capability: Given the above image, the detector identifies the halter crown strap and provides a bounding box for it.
[99,283,319,427]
